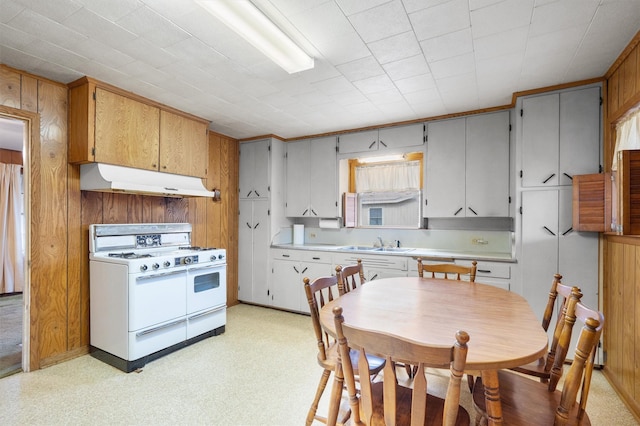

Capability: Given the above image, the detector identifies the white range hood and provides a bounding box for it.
[80,163,217,198]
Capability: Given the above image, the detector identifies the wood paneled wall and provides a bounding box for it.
[0,64,239,370]
[603,30,640,420]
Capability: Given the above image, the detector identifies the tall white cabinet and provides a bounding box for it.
[516,84,602,360]
[238,138,287,305]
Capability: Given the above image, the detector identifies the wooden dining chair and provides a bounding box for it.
[472,296,604,426]
[510,274,582,383]
[332,305,471,426]
[417,258,477,282]
[337,259,366,296]
[303,274,385,426]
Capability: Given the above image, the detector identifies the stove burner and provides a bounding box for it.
[178,246,217,251]
[108,252,153,259]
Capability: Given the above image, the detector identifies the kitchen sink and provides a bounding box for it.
[377,247,414,253]
[339,245,414,253]
[340,245,381,251]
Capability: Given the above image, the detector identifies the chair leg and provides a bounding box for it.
[467,374,475,392]
[306,369,331,426]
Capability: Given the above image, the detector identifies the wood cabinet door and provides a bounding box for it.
[94,87,160,171]
[159,110,208,178]
[425,118,466,217]
[466,111,510,216]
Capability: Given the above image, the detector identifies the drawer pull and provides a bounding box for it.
[478,269,491,273]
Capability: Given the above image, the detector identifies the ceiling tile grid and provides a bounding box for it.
[0,0,638,140]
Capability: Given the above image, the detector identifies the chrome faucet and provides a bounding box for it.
[377,236,384,247]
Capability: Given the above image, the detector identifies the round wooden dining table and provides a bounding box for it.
[319,277,549,426]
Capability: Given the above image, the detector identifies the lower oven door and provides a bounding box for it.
[129,268,188,331]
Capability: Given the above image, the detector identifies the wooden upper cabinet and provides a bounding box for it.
[572,173,611,232]
[160,110,208,178]
[94,87,160,171]
[68,77,209,178]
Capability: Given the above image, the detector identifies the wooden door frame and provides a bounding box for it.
[0,105,39,372]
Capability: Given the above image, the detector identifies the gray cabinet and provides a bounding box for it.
[238,199,270,304]
[425,111,510,217]
[521,87,601,187]
[285,137,338,218]
[338,124,424,154]
[239,140,270,199]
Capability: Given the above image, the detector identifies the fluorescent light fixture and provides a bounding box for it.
[197,0,314,74]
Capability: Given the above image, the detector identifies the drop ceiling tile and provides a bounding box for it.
[12,0,82,23]
[420,27,472,62]
[163,37,227,69]
[395,73,436,94]
[402,0,448,14]
[0,1,25,23]
[313,31,370,65]
[473,26,528,61]
[75,0,144,22]
[382,54,430,81]
[348,1,412,43]
[409,0,470,41]
[468,0,504,11]
[366,88,405,104]
[430,52,476,80]
[62,7,138,49]
[368,31,422,64]
[337,56,384,82]
[470,0,534,39]
[335,0,392,16]
[529,0,599,37]
[0,23,37,50]
[330,89,370,106]
[263,0,333,16]
[312,75,356,95]
[116,6,191,47]
[7,8,88,49]
[353,74,396,94]
[21,38,88,69]
[118,37,178,69]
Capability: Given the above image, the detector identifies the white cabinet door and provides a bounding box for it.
[285,137,338,218]
[238,199,270,305]
[466,111,510,216]
[378,124,424,150]
[338,130,379,154]
[425,118,466,217]
[521,94,560,187]
[559,87,601,184]
[239,140,270,198]
[271,259,303,312]
[367,268,408,281]
[285,140,310,217]
[521,190,560,323]
[309,137,338,217]
[521,87,600,187]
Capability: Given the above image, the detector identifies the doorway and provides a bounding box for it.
[0,110,32,377]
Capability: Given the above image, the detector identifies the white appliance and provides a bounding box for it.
[89,223,226,372]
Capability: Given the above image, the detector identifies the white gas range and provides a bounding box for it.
[89,223,226,372]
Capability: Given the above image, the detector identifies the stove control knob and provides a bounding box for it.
[140,264,148,272]
[163,261,171,268]
[218,254,225,260]
[152,263,160,270]
[184,257,193,264]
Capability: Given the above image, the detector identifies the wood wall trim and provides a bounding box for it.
[510,77,604,105]
[0,64,67,89]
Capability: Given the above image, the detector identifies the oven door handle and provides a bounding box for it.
[136,270,187,281]
[188,305,226,320]
[136,318,187,337]
[187,264,226,272]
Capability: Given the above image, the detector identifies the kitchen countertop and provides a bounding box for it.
[271,243,515,263]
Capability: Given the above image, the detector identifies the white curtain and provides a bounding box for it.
[612,107,640,170]
[0,163,24,293]
[355,160,420,192]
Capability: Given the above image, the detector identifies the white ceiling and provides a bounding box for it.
[1,0,639,141]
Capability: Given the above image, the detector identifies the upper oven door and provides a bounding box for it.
[186,264,227,314]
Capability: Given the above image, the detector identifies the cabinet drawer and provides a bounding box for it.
[301,251,331,263]
[457,260,510,279]
[333,254,407,271]
[271,249,302,261]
